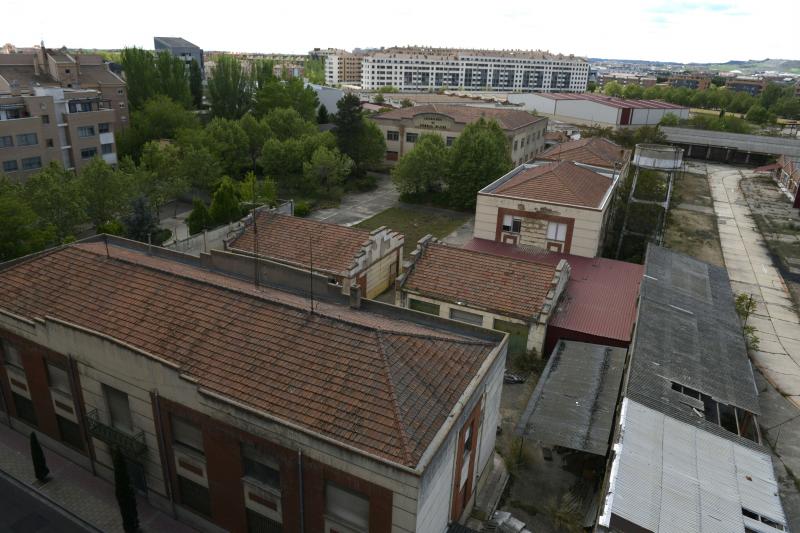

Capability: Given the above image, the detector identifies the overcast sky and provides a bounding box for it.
[5,0,797,64]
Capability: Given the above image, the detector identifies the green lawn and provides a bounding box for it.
[356,205,471,258]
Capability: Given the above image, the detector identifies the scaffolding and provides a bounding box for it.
[616,144,684,259]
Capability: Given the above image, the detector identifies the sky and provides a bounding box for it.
[5,0,798,64]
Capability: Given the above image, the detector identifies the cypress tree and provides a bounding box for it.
[30,432,49,482]
[113,449,140,533]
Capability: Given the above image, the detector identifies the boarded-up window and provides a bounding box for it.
[449,308,484,326]
[47,362,70,394]
[325,482,369,531]
[1,339,22,368]
[409,298,440,316]
[103,385,133,433]
[172,415,204,454]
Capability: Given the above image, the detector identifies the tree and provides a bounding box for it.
[209,176,241,224]
[254,79,320,121]
[303,146,353,198]
[586,81,597,92]
[772,96,800,120]
[113,449,140,533]
[264,107,317,141]
[123,196,159,242]
[189,59,203,109]
[78,157,131,228]
[250,58,276,91]
[304,57,325,85]
[659,113,680,126]
[208,55,252,120]
[239,171,277,207]
[334,95,386,177]
[392,133,448,195]
[0,191,55,261]
[316,104,330,124]
[400,99,413,108]
[729,92,756,114]
[622,84,644,100]
[446,118,512,210]
[120,47,159,111]
[175,129,223,192]
[139,141,187,216]
[373,93,385,105]
[760,83,786,110]
[186,198,214,234]
[116,95,199,160]
[30,432,49,482]
[155,51,191,108]
[239,113,273,172]
[746,104,774,125]
[603,81,623,97]
[24,162,86,241]
[205,118,250,178]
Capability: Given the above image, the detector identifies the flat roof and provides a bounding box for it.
[372,103,545,131]
[516,341,627,456]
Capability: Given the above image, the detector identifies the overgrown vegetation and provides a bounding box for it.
[736,293,760,351]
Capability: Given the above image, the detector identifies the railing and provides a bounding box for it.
[86,409,147,459]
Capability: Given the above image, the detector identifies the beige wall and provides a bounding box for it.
[65,108,116,172]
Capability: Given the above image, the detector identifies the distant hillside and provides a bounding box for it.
[589,57,800,74]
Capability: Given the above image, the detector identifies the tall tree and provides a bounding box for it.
[189,59,203,109]
[186,198,214,235]
[254,78,320,121]
[123,196,159,242]
[303,146,353,198]
[603,81,623,97]
[78,157,131,228]
[24,162,86,241]
[250,58,276,91]
[239,171,277,207]
[139,141,187,216]
[334,95,385,177]
[155,52,191,108]
[120,47,158,111]
[116,95,199,161]
[239,114,273,172]
[0,191,55,261]
[392,133,448,195]
[113,449,140,533]
[209,176,242,224]
[205,118,251,178]
[304,57,325,85]
[263,108,317,141]
[316,104,329,124]
[446,118,512,210]
[30,432,49,482]
[175,128,223,192]
[207,55,252,120]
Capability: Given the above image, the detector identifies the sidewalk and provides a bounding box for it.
[0,422,195,532]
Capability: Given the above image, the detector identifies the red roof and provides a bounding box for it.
[372,104,545,131]
[490,161,614,208]
[539,137,630,170]
[538,92,687,110]
[462,239,643,343]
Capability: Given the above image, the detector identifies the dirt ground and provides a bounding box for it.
[663,172,725,267]
[672,172,714,207]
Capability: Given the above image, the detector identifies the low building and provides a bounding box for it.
[396,238,569,355]
[600,72,657,88]
[508,92,689,129]
[539,136,631,174]
[226,212,404,299]
[769,154,800,208]
[370,104,548,166]
[273,63,304,80]
[154,37,204,78]
[668,73,712,91]
[597,246,788,532]
[0,236,507,533]
[0,86,118,180]
[727,76,767,96]
[473,160,620,257]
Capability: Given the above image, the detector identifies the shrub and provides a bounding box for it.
[186,198,214,235]
[294,201,311,217]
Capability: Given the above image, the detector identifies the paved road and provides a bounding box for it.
[309,173,399,226]
[0,475,89,533]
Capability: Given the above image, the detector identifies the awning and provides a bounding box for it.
[516,341,626,456]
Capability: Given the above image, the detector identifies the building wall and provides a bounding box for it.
[364,247,402,299]
[65,108,117,172]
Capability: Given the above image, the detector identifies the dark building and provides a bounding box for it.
[154,37,204,78]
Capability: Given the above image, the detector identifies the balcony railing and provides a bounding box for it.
[86,409,147,459]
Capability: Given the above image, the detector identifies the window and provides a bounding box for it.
[13,393,37,426]
[103,385,133,433]
[463,425,473,457]
[78,126,95,138]
[242,445,280,490]
[117,89,124,95]
[1,340,22,368]
[21,157,42,170]
[247,509,282,533]
[98,122,110,133]
[46,139,54,148]
[47,362,70,394]
[81,147,97,159]
[0,135,12,148]
[172,415,204,453]
[5,109,21,119]
[502,215,522,233]
[41,114,50,124]
[101,143,114,155]
[325,483,369,532]
[446,136,456,147]
[16,133,38,146]
[406,132,418,143]
[449,308,484,326]
[386,130,399,141]
[547,222,568,242]
[513,140,518,151]
[409,299,440,316]
[178,475,211,516]
[2,160,17,173]
[65,68,70,74]
[57,416,84,450]
[385,151,398,161]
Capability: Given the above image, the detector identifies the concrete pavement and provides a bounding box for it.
[309,173,399,226]
[0,474,90,532]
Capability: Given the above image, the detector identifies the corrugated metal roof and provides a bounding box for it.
[661,126,800,158]
[516,341,627,455]
[606,400,786,533]
[537,92,688,110]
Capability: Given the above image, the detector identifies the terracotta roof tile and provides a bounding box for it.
[403,243,557,320]
[0,243,497,467]
[490,161,614,208]
[540,137,629,169]
[373,104,545,131]
[228,212,373,275]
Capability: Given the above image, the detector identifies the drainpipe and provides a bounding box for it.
[153,391,177,518]
[68,354,96,476]
[298,450,305,533]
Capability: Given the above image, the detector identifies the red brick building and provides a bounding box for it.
[0,237,506,533]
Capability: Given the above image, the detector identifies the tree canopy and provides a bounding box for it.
[208,55,252,120]
[392,134,448,195]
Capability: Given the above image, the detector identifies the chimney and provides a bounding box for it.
[349,285,362,309]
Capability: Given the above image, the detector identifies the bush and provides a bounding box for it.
[97,219,125,236]
[511,348,544,374]
[186,198,214,235]
[294,201,311,217]
[209,176,241,225]
[348,174,378,192]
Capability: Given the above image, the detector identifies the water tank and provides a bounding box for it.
[633,143,684,170]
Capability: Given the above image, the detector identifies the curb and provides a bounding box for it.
[0,467,103,533]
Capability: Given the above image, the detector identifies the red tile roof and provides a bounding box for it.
[372,104,545,131]
[228,213,374,276]
[539,137,629,170]
[463,239,643,343]
[403,243,558,320]
[489,161,615,208]
[0,242,498,467]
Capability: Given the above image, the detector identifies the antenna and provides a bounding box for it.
[309,236,314,314]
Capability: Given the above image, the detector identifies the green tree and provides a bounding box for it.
[175,128,223,192]
[374,93,385,105]
[711,75,726,87]
[334,95,386,177]
[78,157,131,228]
[660,113,680,126]
[239,113,273,172]
[446,118,512,210]
[772,96,800,119]
[189,59,203,109]
[392,133,448,195]
[400,99,413,108]
[303,146,353,198]
[205,118,250,178]
[116,95,199,160]
[250,58,276,90]
[304,57,325,85]
[603,81,623,97]
[239,171,277,207]
[586,81,597,92]
[139,141,187,216]
[120,47,158,111]
[729,92,755,114]
[760,83,787,110]
[155,51,191,108]
[622,84,644,99]
[208,55,252,120]
[186,198,214,234]
[209,176,241,224]
[254,78,320,121]
[0,191,55,261]
[113,449,140,533]
[264,107,317,141]
[746,104,774,125]
[316,104,330,124]
[123,196,159,242]
[24,162,86,241]
[30,432,49,482]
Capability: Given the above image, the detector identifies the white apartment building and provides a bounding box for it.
[323,51,363,85]
[360,47,589,92]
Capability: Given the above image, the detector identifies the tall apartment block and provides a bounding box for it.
[323,50,363,85]
[359,47,589,92]
[154,37,204,78]
[0,86,118,180]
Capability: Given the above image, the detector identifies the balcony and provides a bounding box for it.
[86,409,147,459]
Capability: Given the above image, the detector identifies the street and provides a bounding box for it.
[0,474,90,532]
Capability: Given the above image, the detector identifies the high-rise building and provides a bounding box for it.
[323,50,363,85]
[154,37,204,78]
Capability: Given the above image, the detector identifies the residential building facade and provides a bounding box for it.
[726,76,767,96]
[370,104,548,166]
[154,37,204,79]
[600,72,657,88]
[324,51,363,85]
[360,47,589,93]
[0,86,118,180]
[473,160,620,257]
[668,73,712,91]
[0,236,507,533]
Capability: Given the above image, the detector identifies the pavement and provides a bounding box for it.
[0,422,195,533]
[309,172,399,226]
[0,474,89,532]
[441,217,475,247]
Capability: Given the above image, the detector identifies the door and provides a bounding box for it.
[492,319,530,356]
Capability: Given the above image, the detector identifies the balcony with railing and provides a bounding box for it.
[86,409,147,459]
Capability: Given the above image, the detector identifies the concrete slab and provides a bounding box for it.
[767,303,800,324]
[773,319,800,341]
[748,316,777,336]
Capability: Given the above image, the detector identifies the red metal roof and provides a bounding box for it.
[462,239,643,343]
[538,92,687,110]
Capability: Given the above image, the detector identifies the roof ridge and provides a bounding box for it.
[553,162,600,204]
[429,242,557,273]
[374,330,416,466]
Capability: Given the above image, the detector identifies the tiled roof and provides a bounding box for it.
[403,243,557,320]
[0,242,497,467]
[489,161,614,208]
[539,137,629,169]
[373,104,544,131]
[228,213,373,276]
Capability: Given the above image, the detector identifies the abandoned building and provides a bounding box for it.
[539,136,631,175]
